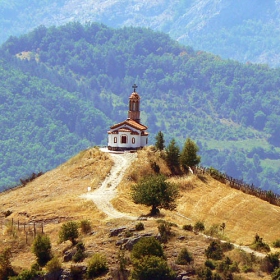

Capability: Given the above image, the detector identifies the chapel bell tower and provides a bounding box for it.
[128,84,141,123]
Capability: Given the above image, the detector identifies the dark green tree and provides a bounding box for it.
[0,248,14,280]
[59,221,79,245]
[180,138,201,171]
[131,175,179,215]
[31,234,52,266]
[131,237,164,260]
[131,255,176,280]
[176,248,193,265]
[165,138,180,173]
[205,241,224,260]
[155,131,165,151]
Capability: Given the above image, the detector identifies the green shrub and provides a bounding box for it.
[250,234,270,253]
[124,230,133,237]
[59,221,79,245]
[87,253,108,278]
[272,267,280,280]
[158,221,172,243]
[176,248,193,265]
[221,242,233,252]
[80,220,91,234]
[182,224,193,231]
[0,248,14,280]
[272,239,280,248]
[205,259,216,270]
[194,221,205,232]
[208,167,226,183]
[197,267,222,280]
[131,237,164,260]
[135,222,145,231]
[45,256,61,273]
[260,253,280,273]
[31,234,52,266]
[216,257,232,273]
[205,241,223,260]
[131,255,176,280]
[73,242,86,263]
[206,224,220,237]
[242,265,253,273]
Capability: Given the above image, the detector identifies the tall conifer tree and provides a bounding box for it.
[155,131,165,151]
[180,138,201,171]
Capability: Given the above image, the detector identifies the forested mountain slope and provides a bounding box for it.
[0,23,280,192]
[1,0,280,66]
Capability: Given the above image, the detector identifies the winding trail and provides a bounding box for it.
[81,149,269,259]
[81,149,137,220]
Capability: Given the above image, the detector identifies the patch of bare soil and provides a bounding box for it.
[81,150,137,220]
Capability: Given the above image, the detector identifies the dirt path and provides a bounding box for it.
[81,149,137,220]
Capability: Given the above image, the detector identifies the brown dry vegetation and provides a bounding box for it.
[0,146,279,279]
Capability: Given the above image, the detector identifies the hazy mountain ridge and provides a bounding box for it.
[2,0,280,66]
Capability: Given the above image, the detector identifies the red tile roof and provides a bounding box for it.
[110,118,148,131]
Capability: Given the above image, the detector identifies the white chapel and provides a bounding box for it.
[107,84,149,151]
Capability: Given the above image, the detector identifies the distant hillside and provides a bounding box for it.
[1,0,280,66]
[0,23,280,192]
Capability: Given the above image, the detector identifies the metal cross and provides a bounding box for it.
[132,84,138,92]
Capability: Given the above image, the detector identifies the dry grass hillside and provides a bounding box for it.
[0,146,279,279]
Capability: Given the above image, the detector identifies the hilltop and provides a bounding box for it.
[1,22,280,193]
[0,147,279,279]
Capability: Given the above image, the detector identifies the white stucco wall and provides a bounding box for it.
[108,125,148,149]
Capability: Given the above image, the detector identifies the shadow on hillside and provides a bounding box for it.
[138,211,165,220]
[197,174,208,184]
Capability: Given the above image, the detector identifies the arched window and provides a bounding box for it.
[146,138,148,144]
[132,137,135,144]
[121,135,127,144]
[114,137,117,143]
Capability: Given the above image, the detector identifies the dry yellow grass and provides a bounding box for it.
[115,146,280,246]
[0,146,279,277]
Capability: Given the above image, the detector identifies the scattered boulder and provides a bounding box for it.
[63,247,77,262]
[109,227,126,237]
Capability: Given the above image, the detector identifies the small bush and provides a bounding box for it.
[32,234,52,266]
[131,237,164,260]
[158,221,172,243]
[205,259,216,270]
[3,210,12,217]
[260,253,280,273]
[80,220,91,234]
[124,230,133,237]
[176,248,193,265]
[242,265,253,273]
[250,234,270,253]
[182,224,193,231]
[45,256,61,273]
[197,267,222,280]
[221,242,233,252]
[59,221,79,245]
[151,161,160,173]
[205,241,223,260]
[272,239,280,248]
[73,242,86,263]
[272,267,280,280]
[131,255,176,280]
[87,253,108,278]
[0,248,14,279]
[194,221,205,232]
[135,222,144,231]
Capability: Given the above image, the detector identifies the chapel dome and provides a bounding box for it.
[129,91,140,101]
